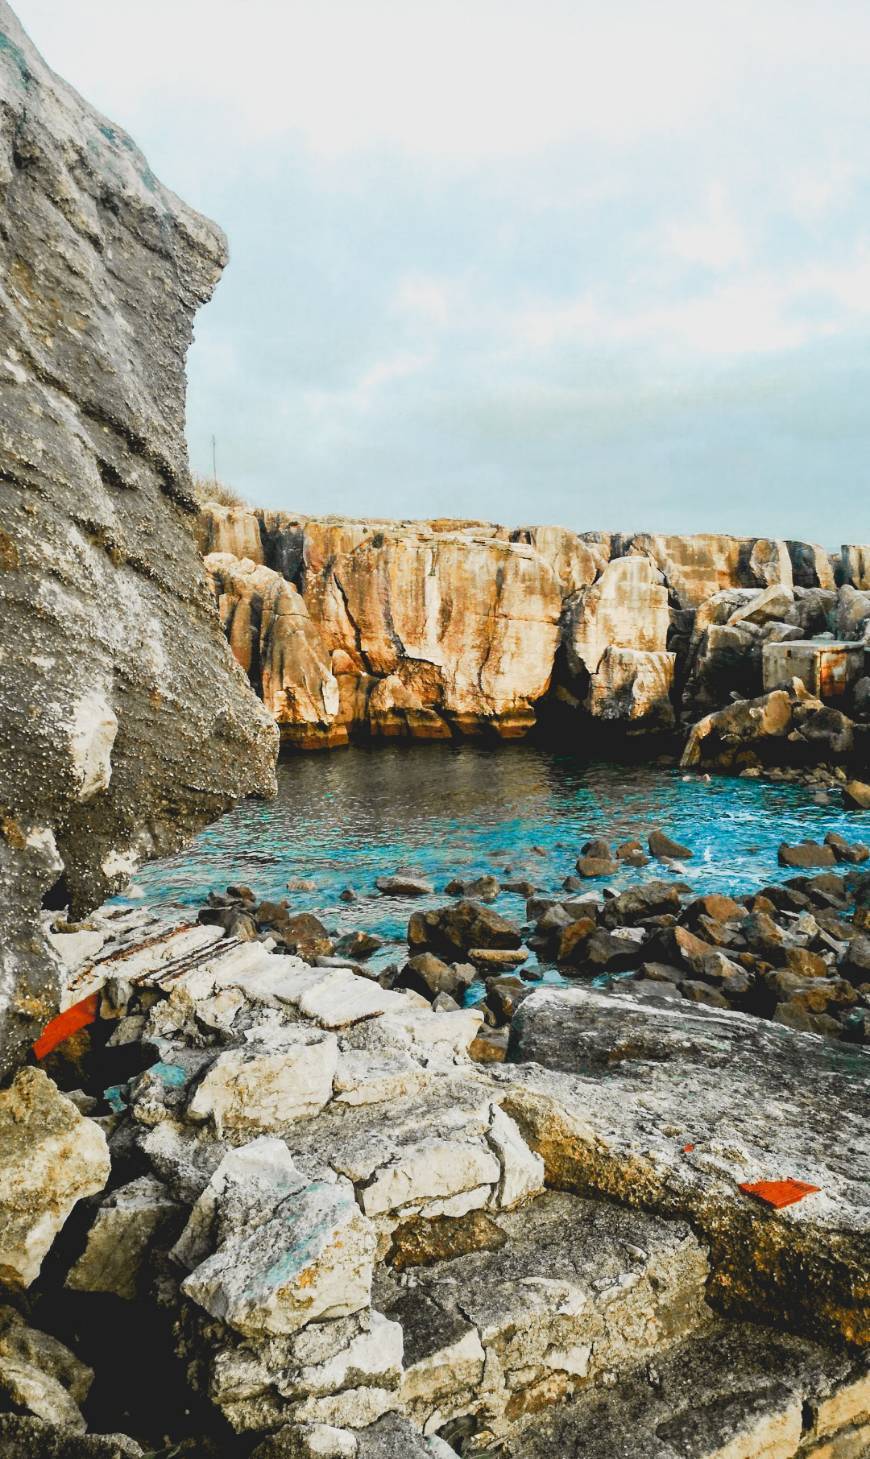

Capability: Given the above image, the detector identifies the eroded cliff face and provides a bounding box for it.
[199,506,869,750]
[0,3,278,1076]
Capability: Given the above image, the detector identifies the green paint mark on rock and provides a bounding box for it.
[0,31,33,88]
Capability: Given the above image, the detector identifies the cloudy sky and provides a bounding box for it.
[15,0,870,545]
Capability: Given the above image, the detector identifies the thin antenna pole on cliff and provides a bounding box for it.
[211,434,217,489]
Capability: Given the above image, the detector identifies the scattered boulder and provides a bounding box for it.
[276,913,335,961]
[844,779,870,810]
[408,901,522,961]
[648,829,693,861]
[599,880,684,928]
[443,875,499,902]
[778,841,837,870]
[574,855,616,879]
[0,1069,109,1287]
[485,977,532,1025]
[467,947,529,973]
[824,831,869,864]
[334,931,384,961]
[394,955,475,1003]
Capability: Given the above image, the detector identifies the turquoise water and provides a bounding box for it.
[119,743,863,977]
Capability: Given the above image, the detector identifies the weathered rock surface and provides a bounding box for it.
[0,3,277,1075]
[12,906,866,1455]
[507,1319,870,1459]
[0,1067,109,1286]
[682,682,856,771]
[505,986,870,1344]
[618,532,794,608]
[194,501,870,791]
[205,554,341,747]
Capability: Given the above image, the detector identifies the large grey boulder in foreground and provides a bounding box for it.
[504,986,870,1347]
[0,2,278,1077]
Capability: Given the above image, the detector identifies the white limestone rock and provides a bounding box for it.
[0,1068,109,1287]
[186,1027,338,1135]
[181,1159,376,1336]
[486,1103,545,1209]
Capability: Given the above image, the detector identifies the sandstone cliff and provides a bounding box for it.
[0,4,278,1077]
[198,505,869,749]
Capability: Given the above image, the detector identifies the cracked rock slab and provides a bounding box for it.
[504,1319,870,1459]
[503,987,870,1345]
[376,1190,709,1434]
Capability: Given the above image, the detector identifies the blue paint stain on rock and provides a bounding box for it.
[104,1084,128,1114]
[147,1060,188,1088]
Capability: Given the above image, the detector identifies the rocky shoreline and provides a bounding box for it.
[0,5,868,1458]
[1,869,865,1456]
[186,820,870,1048]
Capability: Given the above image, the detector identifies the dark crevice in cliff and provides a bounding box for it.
[332,568,375,675]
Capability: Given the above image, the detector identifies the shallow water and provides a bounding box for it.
[120,742,862,983]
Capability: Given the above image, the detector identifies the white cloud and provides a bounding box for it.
[12,0,870,542]
[17,0,870,161]
[512,245,870,360]
[667,183,748,271]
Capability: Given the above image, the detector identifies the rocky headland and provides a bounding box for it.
[0,5,867,1459]
[197,505,870,776]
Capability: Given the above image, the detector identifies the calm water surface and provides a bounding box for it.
[120,744,862,981]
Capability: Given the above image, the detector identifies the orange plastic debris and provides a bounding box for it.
[739,1178,821,1209]
[32,993,99,1061]
[682,1144,695,1153]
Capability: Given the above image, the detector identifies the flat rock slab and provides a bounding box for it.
[505,1319,870,1459]
[502,987,870,1345]
[375,1189,708,1435]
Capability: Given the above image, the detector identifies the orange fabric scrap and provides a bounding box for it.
[739,1178,821,1209]
[32,993,99,1061]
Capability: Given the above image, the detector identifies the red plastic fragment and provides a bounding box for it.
[739,1178,821,1209]
[682,1143,695,1153]
[33,993,99,1061]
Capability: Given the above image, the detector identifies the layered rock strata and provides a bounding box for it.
[0,4,277,1076]
[198,506,870,755]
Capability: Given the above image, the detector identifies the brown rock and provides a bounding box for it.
[556,918,597,965]
[844,779,870,810]
[648,829,693,860]
[778,842,837,869]
[386,1208,507,1271]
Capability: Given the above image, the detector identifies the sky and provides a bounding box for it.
[13,0,870,545]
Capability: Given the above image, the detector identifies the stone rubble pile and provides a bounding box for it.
[0,916,865,1456]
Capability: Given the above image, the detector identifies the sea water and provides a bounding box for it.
[118,743,863,982]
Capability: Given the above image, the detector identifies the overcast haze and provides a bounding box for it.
[14,0,870,545]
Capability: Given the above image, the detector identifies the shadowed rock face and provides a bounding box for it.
[0,2,278,1077]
